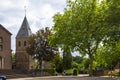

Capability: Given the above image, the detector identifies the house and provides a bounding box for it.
[0,24,12,70]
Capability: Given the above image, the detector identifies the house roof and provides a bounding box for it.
[16,16,32,38]
[0,24,12,35]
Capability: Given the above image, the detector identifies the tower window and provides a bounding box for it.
[24,41,27,46]
[0,37,3,43]
[0,45,3,51]
[18,41,21,47]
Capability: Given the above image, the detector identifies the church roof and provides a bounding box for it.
[16,16,32,38]
[0,24,12,35]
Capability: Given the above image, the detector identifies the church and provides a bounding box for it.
[0,15,34,70]
[15,16,34,70]
[0,13,50,70]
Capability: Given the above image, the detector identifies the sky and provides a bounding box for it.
[0,0,66,52]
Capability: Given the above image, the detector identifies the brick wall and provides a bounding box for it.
[0,25,12,69]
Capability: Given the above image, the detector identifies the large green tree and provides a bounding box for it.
[26,27,57,70]
[50,0,108,76]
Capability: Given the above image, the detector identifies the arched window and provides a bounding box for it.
[24,41,27,46]
[18,41,21,47]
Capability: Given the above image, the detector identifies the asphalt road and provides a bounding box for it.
[8,76,119,80]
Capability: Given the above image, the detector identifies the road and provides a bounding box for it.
[8,76,119,80]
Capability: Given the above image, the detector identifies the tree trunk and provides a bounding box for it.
[89,54,93,76]
[39,58,43,76]
[39,57,43,70]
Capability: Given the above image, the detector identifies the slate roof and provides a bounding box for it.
[16,16,32,38]
[0,24,12,35]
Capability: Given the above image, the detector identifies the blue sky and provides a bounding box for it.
[0,0,66,52]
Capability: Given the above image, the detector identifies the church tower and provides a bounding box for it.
[15,16,34,70]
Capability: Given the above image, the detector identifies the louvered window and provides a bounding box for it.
[18,41,21,47]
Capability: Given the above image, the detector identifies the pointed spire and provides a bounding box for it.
[16,16,32,38]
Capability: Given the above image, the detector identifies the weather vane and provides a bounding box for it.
[24,6,26,16]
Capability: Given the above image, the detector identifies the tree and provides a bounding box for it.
[105,0,120,42]
[90,0,120,72]
[93,0,120,70]
[50,53,63,73]
[73,56,84,64]
[63,50,72,70]
[12,53,15,69]
[50,0,108,76]
[72,56,84,70]
[26,27,57,70]
[94,42,120,69]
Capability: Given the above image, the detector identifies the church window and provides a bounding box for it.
[0,37,3,43]
[18,41,21,47]
[24,41,27,46]
[0,45,3,51]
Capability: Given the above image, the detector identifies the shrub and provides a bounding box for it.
[44,68,57,76]
[64,69,73,75]
[73,68,78,76]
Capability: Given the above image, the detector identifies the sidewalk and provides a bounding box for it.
[8,75,119,80]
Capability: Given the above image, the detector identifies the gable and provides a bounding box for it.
[0,24,12,35]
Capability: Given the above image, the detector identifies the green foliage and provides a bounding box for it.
[49,0,120,76]
[26,27,57,70]
[63,50,73,69]
[50,53,64,73]
[94,42,120,69]
[73,56,84,64]
[107,0,120,27]
[12,53,15,69]
[64,69,73,75]
[81,58,90,71]
[72,61,80,69]
[50,0,109,76]
[73,68,78,76]
[43,68,57,76]
[12,53,15,64]
[56,60,64,73]
[105,0,120,42]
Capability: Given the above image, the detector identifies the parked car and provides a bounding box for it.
[0,76,6,80]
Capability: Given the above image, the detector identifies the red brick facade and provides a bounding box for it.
[0,24,12,70]
[15,37,34,70]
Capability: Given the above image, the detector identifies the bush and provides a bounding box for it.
[64,69,73,75]
[44,68,57,76]
[73,68,78,76]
